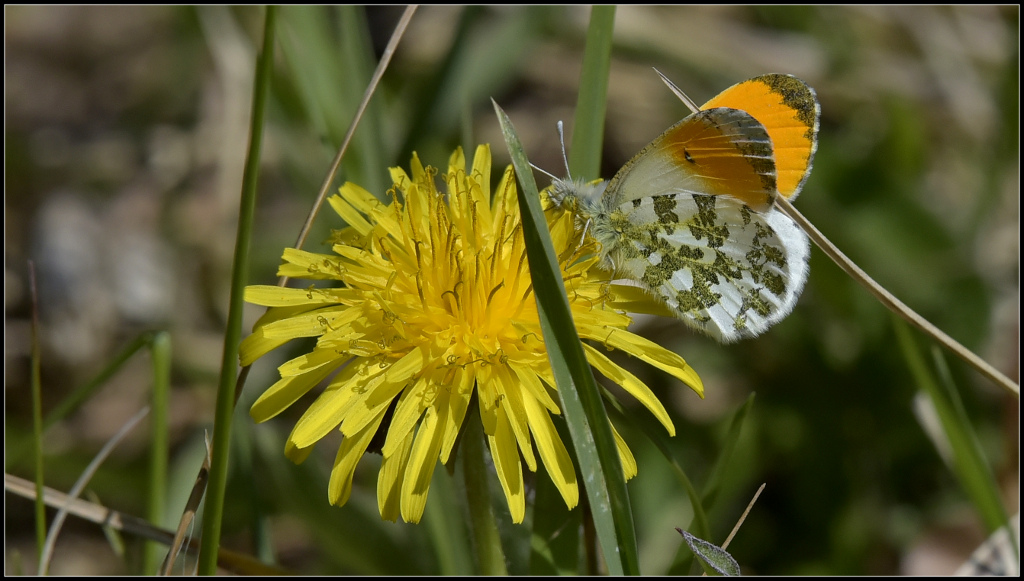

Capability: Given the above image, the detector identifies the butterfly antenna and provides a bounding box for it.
[529,161,558,181]
[654,68,700,114]
[529,120,574,184]
[557,120,573,180]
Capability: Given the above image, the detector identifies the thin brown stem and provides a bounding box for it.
[721,483,765,550]
[283,5,418,285]
[4,473,289,575]
[38,407,150,574]
[169,9,419,568]
[161,433,212,575]
[775,196,1018,397]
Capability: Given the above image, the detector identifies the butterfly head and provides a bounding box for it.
[546,176,606,214]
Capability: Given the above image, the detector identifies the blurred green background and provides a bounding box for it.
[5,5,1018,575]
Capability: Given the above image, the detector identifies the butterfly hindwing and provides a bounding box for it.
[545,74,818,343]
[607,192,809,342]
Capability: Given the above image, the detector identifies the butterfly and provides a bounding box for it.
[548,73,819,343]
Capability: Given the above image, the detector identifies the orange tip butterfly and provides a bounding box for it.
[549,73,820,343]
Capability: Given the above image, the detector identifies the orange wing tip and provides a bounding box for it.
[702,74,820,200]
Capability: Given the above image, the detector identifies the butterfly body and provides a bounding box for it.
[549,74,819,343]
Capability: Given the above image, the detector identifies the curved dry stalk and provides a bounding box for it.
[653,69,1016,397]
[38,407,150,574]
[163,7,420,571]
[775,196,1019,397]
[654,68,700,114]
[721,483,765,551]
[4,473,289,575]
[161,432,212,575]
[284,4,419,277]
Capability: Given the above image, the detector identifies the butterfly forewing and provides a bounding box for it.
[605,107,778,213]
[701,74,819,200]
[546,74,818,343]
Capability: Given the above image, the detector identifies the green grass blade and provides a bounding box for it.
[569,6,615,180]
[399,6,542,164]
[8,327,171,572]
[27,262,46,557]
[701,393,757,509]
[197,6,277,575]
[602,392,708,576]
[894,318,1012,537]
[144,331,172,574]
[494,101,639,576]
[276,6,384,196]
[928,351,1019,561]
[278,9,355,149]
[602,391,711,539]
[8,332,155,467]
[43,333,154,433]
[667,393,756,574]
[398,6,486,163]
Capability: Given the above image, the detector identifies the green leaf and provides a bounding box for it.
[702,393,757,509]
[676,529,742,576]
[493,101,639,575]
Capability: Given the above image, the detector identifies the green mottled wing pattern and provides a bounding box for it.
[545,103,811,343]
[605,192,809,342]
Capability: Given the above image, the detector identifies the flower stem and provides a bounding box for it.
[197,6,276,575]
[462,409,507,575]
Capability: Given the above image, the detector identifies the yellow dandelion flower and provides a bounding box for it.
[241,145,703,524]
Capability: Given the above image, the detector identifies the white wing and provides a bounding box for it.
[606,192,809,343]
